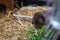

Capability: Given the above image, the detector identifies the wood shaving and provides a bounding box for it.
[0,11,32,40]
[17,6,46,16]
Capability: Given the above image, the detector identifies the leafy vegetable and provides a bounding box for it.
[28,25,54,40]
[29,25,46,40]
[37,26,45,40]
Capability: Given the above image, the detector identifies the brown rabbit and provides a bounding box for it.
[32,12,45,29]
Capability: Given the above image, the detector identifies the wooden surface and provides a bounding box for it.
[0,0,14,10]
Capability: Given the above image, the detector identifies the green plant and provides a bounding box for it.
[29,27,37,40]
[28,25,55,40]
[37,26,45,40]
[29,25,46,40]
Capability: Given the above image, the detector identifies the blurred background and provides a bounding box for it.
[0,0,60,40]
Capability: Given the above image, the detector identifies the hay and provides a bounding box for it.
[0,10,32,40]
[17,6,46,16]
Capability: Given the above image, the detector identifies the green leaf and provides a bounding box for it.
[30,34,37,40]
[29,25,46,40]
[37,25,46,40]
[29,27,35,34]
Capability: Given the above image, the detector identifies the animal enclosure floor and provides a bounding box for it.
[0,13,32,40]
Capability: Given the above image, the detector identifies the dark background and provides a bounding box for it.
[18,0,47,7]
